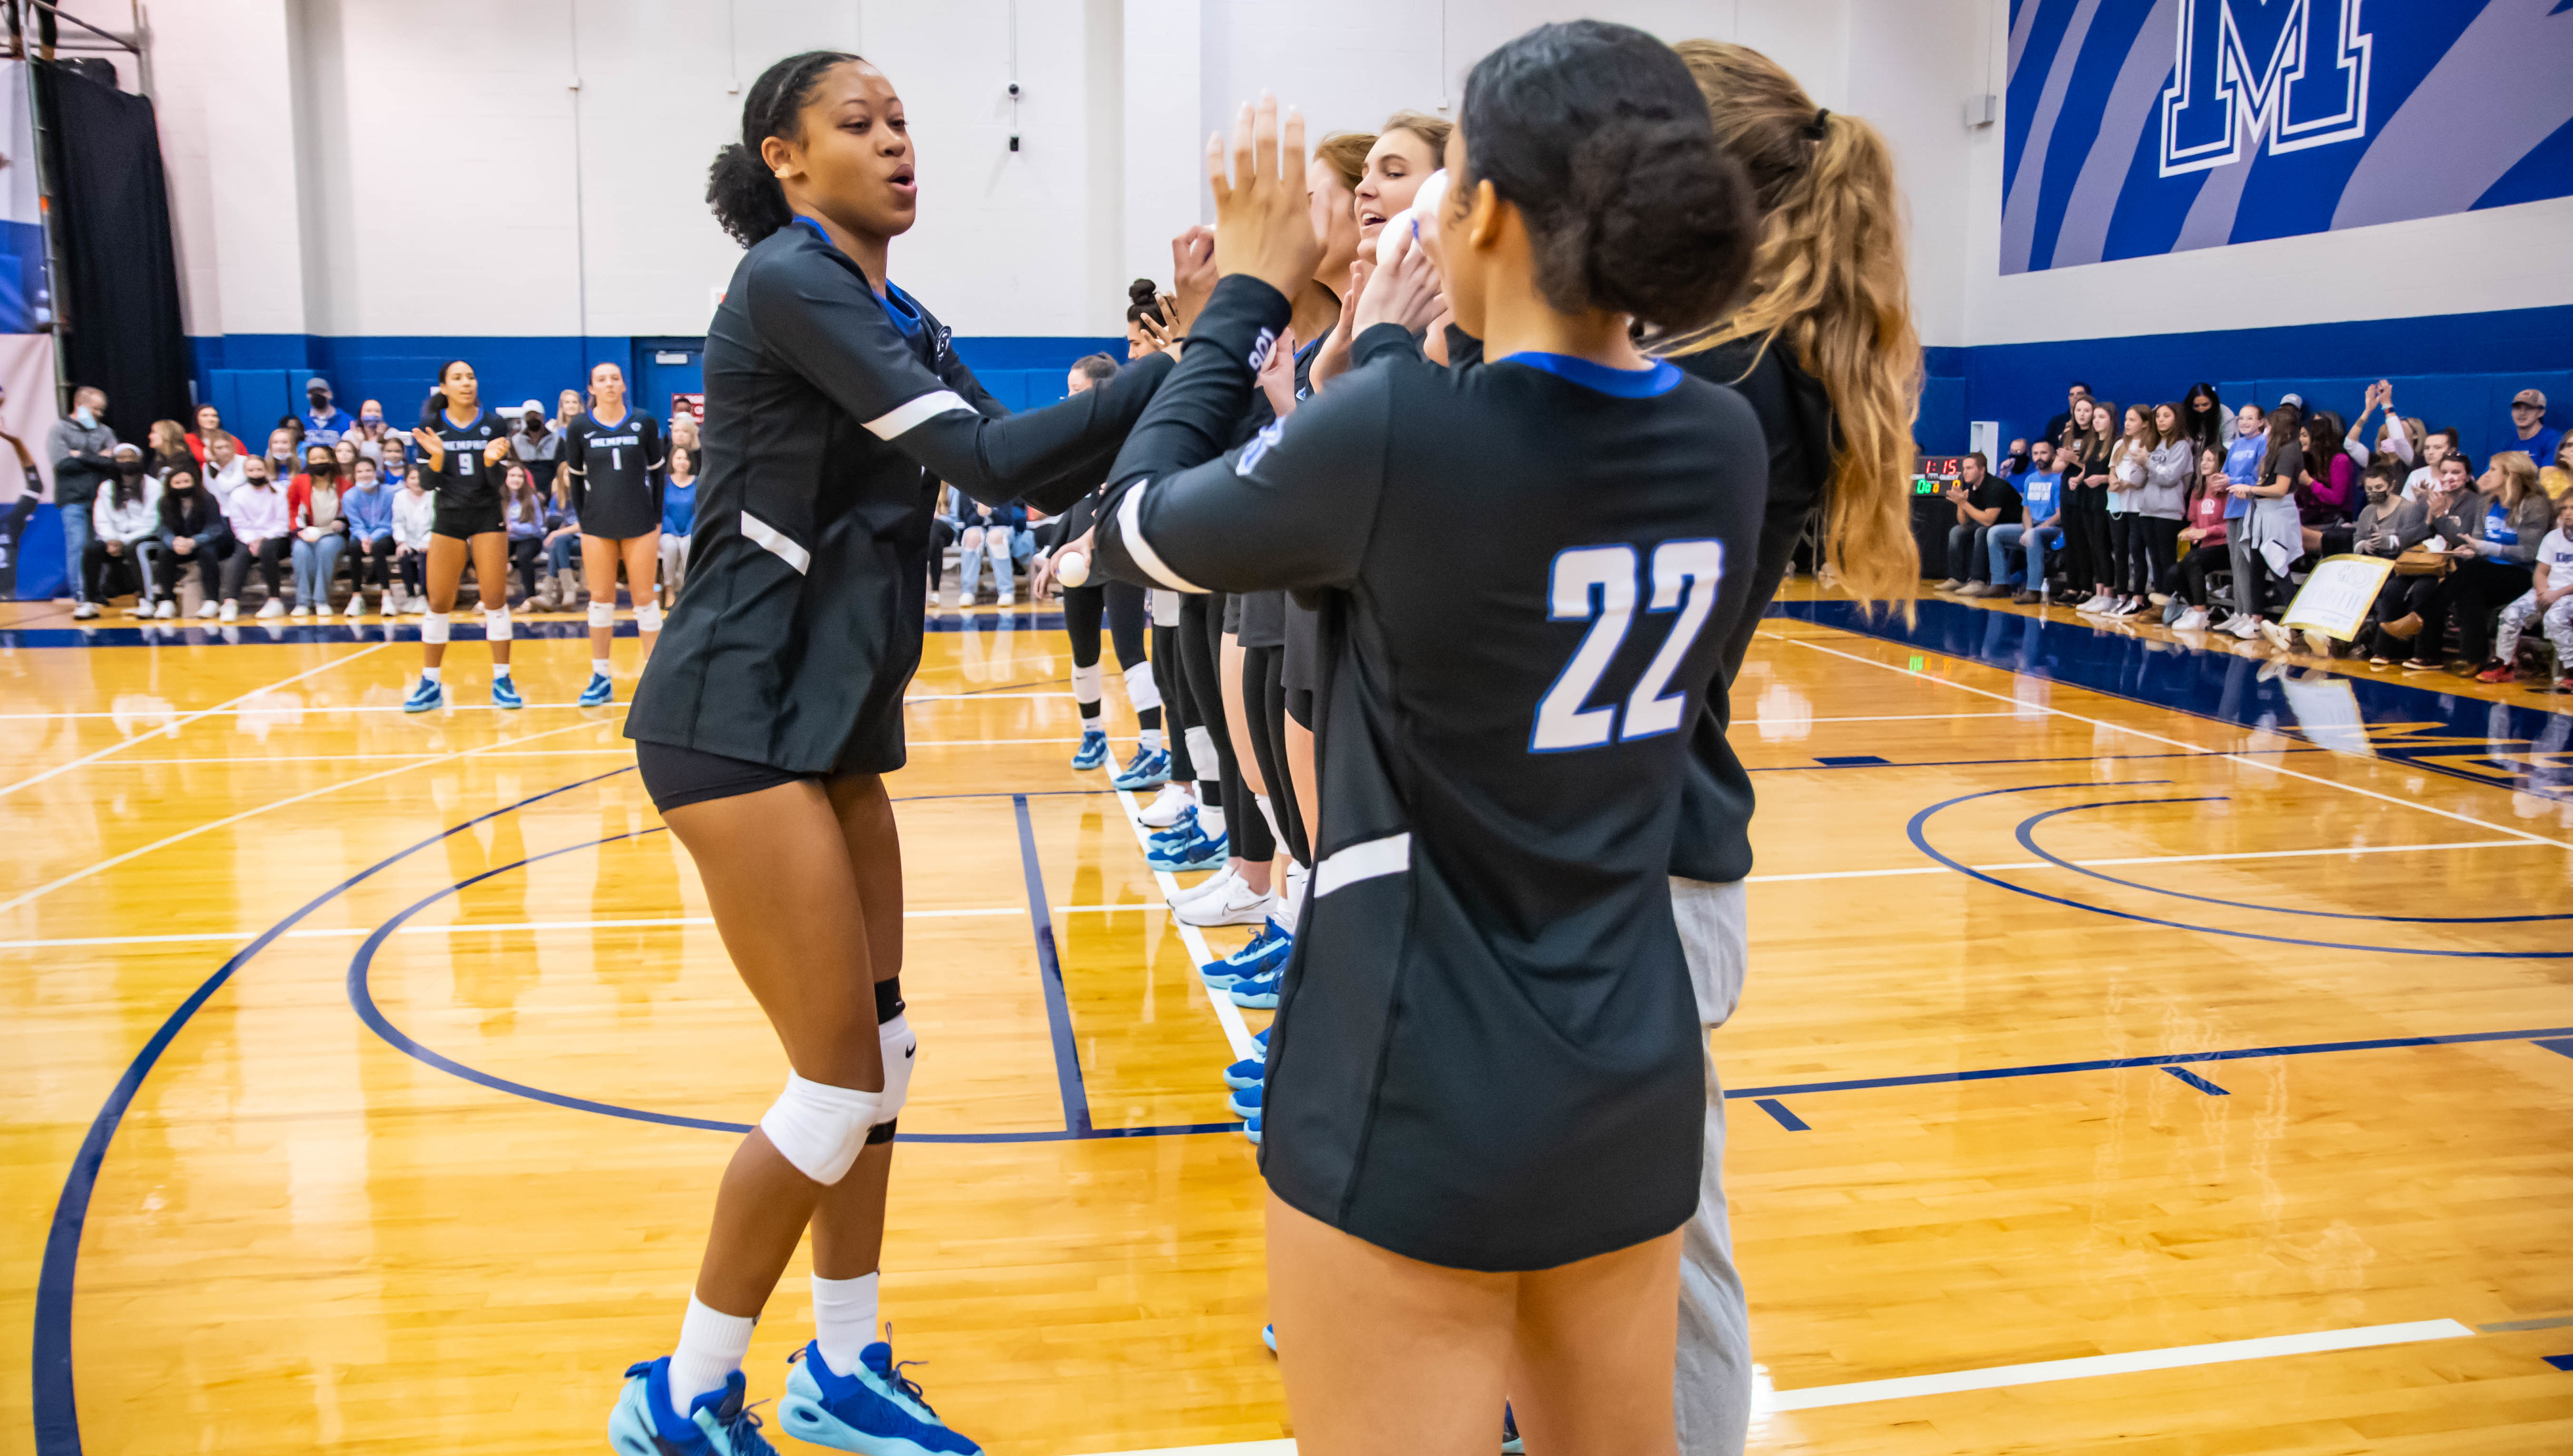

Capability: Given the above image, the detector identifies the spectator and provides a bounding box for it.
[49,384,119,617]
[156,464,231,619]
[512,399,563,483]
[2214,402,2269,626]
[2066,398,2116,611]
[147,420,192,478]
[342,455,397,616]
[391,463,434,614]
[2042,381,2091,446]
[276,414,306,455]
[2347,458,2433,665]
[2479,492,2573,685]
[350,399,395,463]
[534,493,583,610]
[303,377,353,446]
[220,453,291,621]
[1984,439,2062,604]
[1937,452,2014,594]
[2385,452,2487,670]
[202,430,247,507]
[2506,389,2562,473]
[2135,402,2193,608]
[2295,410,2358,552]
[2096,401,2146,615]
[2445,451,2554,676]
[1997,437,2030,478]
[262,426,299,488]
[287,442,350,617]
[955,496,1032,606]
[2403,425,2459,501]
[374,431,408,489]
[85,445,164,618]
[332,438,361,479]
[658,442,697,604]
[185,403,246,465]
[2168,444,2235,630]
[2181,382,2225,454]
[501,462,555,603]
[2224,404,2303,650]
[668,401,700,455]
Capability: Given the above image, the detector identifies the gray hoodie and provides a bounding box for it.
[47,416,118,506]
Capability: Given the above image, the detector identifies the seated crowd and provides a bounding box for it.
[1933,380,2573,691]
[42,378,706,624]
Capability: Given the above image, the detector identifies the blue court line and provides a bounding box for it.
[2537,1039,2573,1061]
[1722,1023,2573,1101]
[2013,797,2573,924]
[1904,782,2573,959]
[1812,754,1890,767]
[1753,1098,1810,1131]
[2546,1355,2573,1372]
[1745,745,2334,773]
[2162,1066,2230,1095]
[1015,792,1092,1135]
[32,766,637,1456]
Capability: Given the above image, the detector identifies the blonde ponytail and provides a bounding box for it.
[1660,40,1922,615]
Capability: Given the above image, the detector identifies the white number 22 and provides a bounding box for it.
[1531,540,1725,752]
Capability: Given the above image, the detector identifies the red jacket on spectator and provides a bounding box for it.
[287,476,347,534]
[186,430,246,465]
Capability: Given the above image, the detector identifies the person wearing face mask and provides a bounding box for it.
[219,455,291,621]
[49,385,119,616]
[84,444,165,618]
[303,377,353,447]
[342,456,397,616]
[263,426,299,490]
[350,399,393,462]
[156,465,232,618]
[288,442,351,616]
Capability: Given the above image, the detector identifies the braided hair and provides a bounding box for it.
[707,50,863,247]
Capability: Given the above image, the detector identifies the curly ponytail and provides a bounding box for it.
[707,50,861,248]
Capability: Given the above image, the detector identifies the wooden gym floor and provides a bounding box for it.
[2,584,2569,1455]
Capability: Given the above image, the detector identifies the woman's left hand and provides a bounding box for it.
[1207,94,1322,299]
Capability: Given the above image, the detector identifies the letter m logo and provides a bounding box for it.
[2160,0,2372,176]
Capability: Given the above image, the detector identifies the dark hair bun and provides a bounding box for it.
[1463,21,1757,334]
[707,141,791,247]
[1128,278,1158,306]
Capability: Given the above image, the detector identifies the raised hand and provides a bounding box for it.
[1168,230,1216,330]
[1351,234,1445,338]
[1206,93,1320,300]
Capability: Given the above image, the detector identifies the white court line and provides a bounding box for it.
[0,640,390,799]
[1754,710,2033,725]
[1112,788,1260,1065]
[61,738,1084,768]
[1784,635,2573,852]
[1745,836,2541,885]
[1054,1320,2475,1451]
[0,715,624,919]
[0,904,1203,951]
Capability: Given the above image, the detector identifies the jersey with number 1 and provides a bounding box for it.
[560,410,666,539]
[1093,277,1768,1272]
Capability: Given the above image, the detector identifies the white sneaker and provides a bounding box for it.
[2227,616,2262,641]
[196,600,218,619]
[997,590,1015,607]
[1168,866,1240,909]
[71,602,98,620]
[288,603,310,618]
[256,599,285,619]
[2260,620,2295,652]
[152,599,177,620]
[1136,781,1194,828]
[219,601,239,623]
[1176,878,1277,928]
[344,597,365,619]
[2173,607,2207,631]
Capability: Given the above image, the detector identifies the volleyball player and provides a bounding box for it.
[1033,353,1164,771]
[609,52,1172,1456]
[1094,28,1762,1447]
[1649,40,1923,1456]
[403,361,521,712]
[559,361,668,706]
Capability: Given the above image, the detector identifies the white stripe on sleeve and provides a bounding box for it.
[863,390,974,440]
[1115,479,1207,594]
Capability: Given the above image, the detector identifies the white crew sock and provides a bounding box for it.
[420,666,442,684]
[668,1294,758,1410]
[811,1271,881,1375]
[1199,803,1226,840]
[594,655,611,676]
[491,662,511,679]
[1081,711,1102,734]
[1140,727,1164,751]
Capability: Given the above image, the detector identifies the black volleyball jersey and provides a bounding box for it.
[1095,276,1768,1271]
[627,218,1173,773]
[421,409,509,509]
[560,410,666,538]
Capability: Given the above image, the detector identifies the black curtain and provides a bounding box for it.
[33,60,190,448]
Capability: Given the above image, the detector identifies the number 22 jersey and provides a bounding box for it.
[1096,276,1768,1272]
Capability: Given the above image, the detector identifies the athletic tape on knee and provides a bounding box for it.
[637,603,662,634]
[588,601,615,630]
[876,1013,915,1124]
[1123,660,1161,713]
[1186,726,1219,782]
[1070,661,1103,706]
[421,611,450,645]
[483,606,512,642]
[760,1072,887,1185]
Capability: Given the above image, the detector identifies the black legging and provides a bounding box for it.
[2367,572,2441,660]
[509,536,544,598]
[2442,557,2534,664]
[158,537,231,603]
[1153,619,1195,787]
[2126,516,2180,597]
[2166,541,2227,607]
[1176,593,1275,862]
[221,536,287,601]
[355,534,396,589]
[1240,643,1309,866]
[1066,579,1157,731]
[2065,487,2111,588]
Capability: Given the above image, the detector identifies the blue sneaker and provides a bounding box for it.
[1110,745,1169,791]
[1503,1404,1524,1454]
[1254,1027,1269,1055]
[1148,813,1203,847]
[1222,1056,1265,1090]
[1228,971,1280,1009]
[1244,1114,1261,1145]
[1146,830,1228,873]
[579,671,614,707]
[1261,1323,1277,1354]
[609,1359,778,1456]
[492,676,524,710]
[1199,925,1290,987]
[1070,729,1110,770]
[1228,1083,1262,1119]
[402,676,443,713]
[779,1340,981,1456]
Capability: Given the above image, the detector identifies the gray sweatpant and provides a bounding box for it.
[1670,877,1754,1456]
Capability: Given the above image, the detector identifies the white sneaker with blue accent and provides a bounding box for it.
[609,1359,778,1456]
[491,676,524,710]
[402,676,443,714]
[779,1339,983,1455]
[1110,745,1170,791]
[579,672,615,707]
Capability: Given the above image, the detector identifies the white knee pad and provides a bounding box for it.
[637,602,663,634]
[483,606,512,643]
[877,1014,915,1125]
[760,1072,887,1185]
[1122,660,1161,714]
[588,601,615,630]
[1070,661,1103,704]
[1150,589,1180,627]
[1187,726,1219,778]
[420,611,451,645]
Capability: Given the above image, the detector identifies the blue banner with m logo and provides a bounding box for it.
[2002,0,2573,274]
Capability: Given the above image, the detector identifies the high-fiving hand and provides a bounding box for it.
[1207,93,1321,303]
